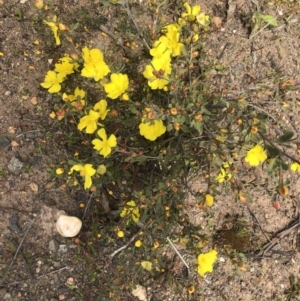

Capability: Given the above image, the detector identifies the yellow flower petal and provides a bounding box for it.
[205,194,214,207]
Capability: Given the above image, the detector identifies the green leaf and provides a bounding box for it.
[276,130,294,143]
[260,14,278,26]
[267,158,277,173]
[264,143,279,157]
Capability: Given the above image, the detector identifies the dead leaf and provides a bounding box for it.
[29,182,39,192]
[8,126,16,134]
[30,97,38,105]
[11,141,20,147]
[212,16,223,28]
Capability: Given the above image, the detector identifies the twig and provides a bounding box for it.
[124,0,150,50]
[82,194,94,221]
[15,129,42,138]
[1,218,35,285]
[109,231,141,261]
[37,266,70,278]
[246,205,271,243]
[167,237,190,272]
[258,131,300,165]
[246,216,300,259]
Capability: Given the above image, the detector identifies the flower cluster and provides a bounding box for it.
[143,23,183,90]
[215,162,232,183]
[43,15,68,46]
[120,200,140,223]
[81,46,110,81]
[41,56,78,93]
[181,2,210,26]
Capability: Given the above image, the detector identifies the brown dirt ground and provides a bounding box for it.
[1,0,300,300]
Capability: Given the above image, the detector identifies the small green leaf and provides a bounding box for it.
[276,130,294,143]
[267,158,277,173]
[260,14,278,26]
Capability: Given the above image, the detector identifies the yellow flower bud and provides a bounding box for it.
[34,0,44,9]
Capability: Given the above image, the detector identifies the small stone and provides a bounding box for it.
[0,287,7,297]
[7,157,24,174]
[0,136,10,148]
[4,91,11,96]
[49,239,59,253]
[66,277,75,286]
[11,141,20,147]
[4,293,11,300]
[58,293,65,300]
[58,244,68,253]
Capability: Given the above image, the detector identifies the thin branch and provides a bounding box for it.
[258,131,300,165]
[124,0,150,50]
[167,237,190,272]
[109,231,141,261]
[37,266,70,278]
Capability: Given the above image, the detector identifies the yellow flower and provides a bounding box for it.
[197,249,218,277]
[135,240,142,247]
[141,261,152,271]
[63,87,86,108]
[139,119,166,141]
[82,46,104,65]
[205,194,214,207]
[215,167,232,183]
[97,164,107,175]
[181,2,201,21]
[93,99,109,120]
[104,73,129,99]
[196,12,210,26]
[150,39,172,60]
[43,19,60,45]
[92,128,117,158]
[56,168,64,175]
[81,46,110,81]
[244,144,267,166]
[290,162,300,172]
[117,230,125,238]
[69,164,96,189]
[120,200,140,223]
[55,57,78,76]
[143,58,171,90]
[40,70,65,93]
[77,110,100,134]
[161,24,184,57]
